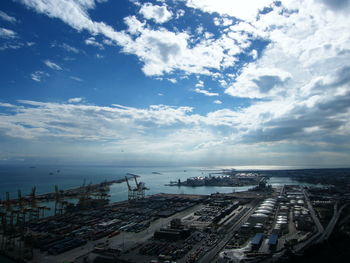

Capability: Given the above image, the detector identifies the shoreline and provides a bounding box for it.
[0,174,139,205]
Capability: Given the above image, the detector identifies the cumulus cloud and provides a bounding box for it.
[176,9,185,19]
[213,17,233,27]
[194,88,219,96]
[139,2,172,23]
[319,0,350,11]
[44,60,62,70]
[17,0,245,77]
[10,0,350,165]
[121,15,242,76]
[249,49,258,60]
[0,98,349,165]
[195,80,204,88]
[226,67,292,98]
[213,100,222,104]
[185,0,274,21]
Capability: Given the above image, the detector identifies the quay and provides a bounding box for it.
[0,174,139,204]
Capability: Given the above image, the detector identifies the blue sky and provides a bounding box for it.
[0,0,350,167]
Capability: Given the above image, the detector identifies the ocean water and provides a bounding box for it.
[0,165,248,201]
[0,165,318,203]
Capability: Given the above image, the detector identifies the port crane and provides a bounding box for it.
[134,176,149,199]
[54,185,67,216]
[77,180,91,209]
[125,175,149,200]
[29,187,50,220]
[125,176,138,200]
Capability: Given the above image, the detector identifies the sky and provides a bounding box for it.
[0,0,350,167]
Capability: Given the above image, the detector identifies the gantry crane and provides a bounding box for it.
[125,175,149,200]
[28,187,49,220]
[93,182,110,200]
[134,175,149,199]
[54,185,66,216]
[125,176,138,200]
[28,187,39,221]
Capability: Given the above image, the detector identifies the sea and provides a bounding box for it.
[0,164,323,263]
[0,164,322,202]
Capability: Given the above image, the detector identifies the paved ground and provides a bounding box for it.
[29,204,205,263]
[199,201,259,263]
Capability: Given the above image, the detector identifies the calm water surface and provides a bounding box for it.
[0,165,320,203]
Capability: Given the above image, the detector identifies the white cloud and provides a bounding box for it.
[0,11,18,23]
[194,88,219,96]
[167,78,177,83]
[124,15,145,35]
[213,17,233,27]
[61,43,80,53]
[70,76,83,82]
[176,9,185,19]
[249,49,258,60]
[17,0,245,77]
[18,0,131,47]
[44,60,62,70]
[122,16,242,76]
[226,67,292,98]
[17,0,250,78]
[185,0,274,21]
[0,27,17,39]
[0,42,23,51]
[213,100,222,104]
[68,97,83,103]
[195,25,204,35]
[195,80,204,88]
[31,71,49,82]
[8,0,350,166]
[139,2,172,23]
[0,102,16,108]
[0,97,349,165]
[51,42,81,53]
[85,37,104,49]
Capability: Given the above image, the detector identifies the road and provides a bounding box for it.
[289,189,324,254]
[303,189,324,234]
[197,201,258,263]
[266,188,324,259]
[316,203,347,243]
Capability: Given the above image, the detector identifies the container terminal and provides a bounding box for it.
[1,173,350,263]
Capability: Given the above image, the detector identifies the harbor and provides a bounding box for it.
[1,167,350,262]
